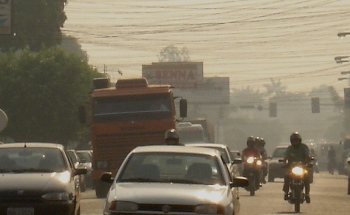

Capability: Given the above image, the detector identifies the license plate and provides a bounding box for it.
[7,207,34,215]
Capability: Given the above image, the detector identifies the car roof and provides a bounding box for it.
[132,145,221,156]
[0,142,64,150]
[274,145,289,149]
[184,143,228,149]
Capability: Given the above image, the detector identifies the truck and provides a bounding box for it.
[176,122,206,143]
[184,118,215,143]
[80,77,187,197]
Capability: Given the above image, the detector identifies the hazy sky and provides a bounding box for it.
[63,0,350,94]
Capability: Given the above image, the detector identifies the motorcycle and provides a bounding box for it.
[243,156,262,196]
[283,161,313,213]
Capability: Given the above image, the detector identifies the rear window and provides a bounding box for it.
[273,147,287,158]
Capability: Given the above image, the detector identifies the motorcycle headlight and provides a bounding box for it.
[194,204,224,214]
[291,166,304,176]
[247,157,254,163]
[108,201,138,211]
[256,160,262,166]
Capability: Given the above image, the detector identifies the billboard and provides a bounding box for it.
[0,0,11,35]
[173,77,230,104]
[142,62,203,88]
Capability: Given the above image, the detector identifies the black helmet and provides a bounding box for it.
[247,136,255,147]
[290,132,302,147]
[165,129,179,145]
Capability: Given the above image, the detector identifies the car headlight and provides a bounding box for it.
[42,192,72,201]
[291,166,305,176]
[108,201,138,211]
[194,204,224,214]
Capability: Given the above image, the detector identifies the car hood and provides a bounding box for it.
[269,157,283,164]
[109,183,229,204]
[0,172,69,191]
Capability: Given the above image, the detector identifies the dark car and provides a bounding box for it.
[268,145,288,182]
[0,142,86,215]
[268,145,314,183]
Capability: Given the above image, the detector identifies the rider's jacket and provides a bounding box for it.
[284,143,310,164]
[242,147,261,159]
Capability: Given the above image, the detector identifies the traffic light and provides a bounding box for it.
[269,102,277,117]
[311,97,320,113]
[345,88,350,109]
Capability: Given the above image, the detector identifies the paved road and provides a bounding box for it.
[80,172,350,215]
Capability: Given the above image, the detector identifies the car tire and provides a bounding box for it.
[80,179,86,192]
[268,174,274,182]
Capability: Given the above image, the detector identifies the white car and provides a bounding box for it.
[101,145,248,215]
[185,143,242,178]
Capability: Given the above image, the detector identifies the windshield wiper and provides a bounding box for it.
[119,178,160,183]
[0,169,12,173]
[162,178,199,184]
[12,168,55,173]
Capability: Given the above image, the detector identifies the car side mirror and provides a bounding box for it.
[101,172,114,183]
[233,158,242,164]
[231,176,249,188]
[75,167,87,176]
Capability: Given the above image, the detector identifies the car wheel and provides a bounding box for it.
[348,175,350,195]
[268,174,274,182]
[80,178,86,192]
[75,206,81,215]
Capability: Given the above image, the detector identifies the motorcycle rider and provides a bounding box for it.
[283,132,311,203]
[164,129,182,145]
[255,137,268,184]
[242,136,262,189]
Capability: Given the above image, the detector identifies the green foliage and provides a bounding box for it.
[0,0,67,51]
[158,45,190,62]
[0,47,103,145]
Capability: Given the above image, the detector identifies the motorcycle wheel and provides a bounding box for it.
[293,188,302,213]
[249,177,255,196]
[295,202,300,213]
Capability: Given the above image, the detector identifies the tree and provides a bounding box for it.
[0,0,67,51]
[231,86,264,108]
[263,78,287,97]
[0,47,103,144]
[158,45,190,62]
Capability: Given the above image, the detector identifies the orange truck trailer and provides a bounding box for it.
[82,77,187,197]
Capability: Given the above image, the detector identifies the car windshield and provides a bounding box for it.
[118,152,225,185]
[273,147,288,158]
[0,147,67,173]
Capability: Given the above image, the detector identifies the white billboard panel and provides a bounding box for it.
[174,77,230,104]
[142,62,203,88]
